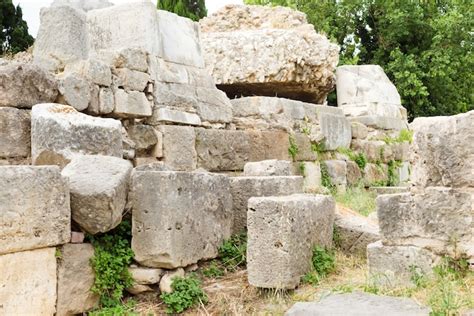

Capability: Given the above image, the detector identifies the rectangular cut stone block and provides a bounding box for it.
[0,166,70,255]
[367,241,439,287]
[323,160,347,191]
[243,159,292,176]
[229,176,304,233]
[56,244,99,316]
[320,112,351,150]
[148,107,201,126]
[0,248,57,315]
[31,103,122,165]
[377,188,473,256]
[349,116,407,131]
[160,125,196,171]
[410,111,474,188]
[131,171,233,268]
[87,1,161,56]
[157,10,204,67]
[247,194,335,289]
[0,108,30,158]
[113,90,152,118]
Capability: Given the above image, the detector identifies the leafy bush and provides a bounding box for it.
[89,300,137,316]
[218,232,247,271]
[88,221,134,308]
[302,246,336,286]
[160,275,208,314]
[335,185,376,216]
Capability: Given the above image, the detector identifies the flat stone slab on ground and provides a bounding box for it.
[247,194,335,289]
[131,170,232,269]
[0,166,70,255]
[0,248,57,315]
[285,292,430,315]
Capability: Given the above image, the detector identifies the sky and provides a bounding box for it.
[13,0,244,38]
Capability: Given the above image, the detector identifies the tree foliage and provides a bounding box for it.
[245,0,473,119]
[157,0,207,21]
[0,0,34,55]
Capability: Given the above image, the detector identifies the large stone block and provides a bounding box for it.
[113,89,152,118]
[410,110,474,188]
[0,62,58,107]
[376,188,473,256]
[57,72,91,111]
[0,108,30,158]
[335,206,380,256]
[201,5,339,103]
[243,159,292,176]
[131,171,233,268]
[285,292,431,316]
[320,112,351,150]
[160,125,196,171]
[247,194,335,289]
[157,10,204,67]
[34,6,88,71]
[56,244,99,316]
[323,160,347,191]
[31,103,122,165]
[0,248,57,315]
[0,166,70,255]
[62,155,133,234]
[229,176,304,233]
[367,241,439,287]
[87,1,161,56]
[148,108,201,126]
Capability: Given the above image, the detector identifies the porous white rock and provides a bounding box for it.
[113,89,152,118]
[148,108,202,126]
[0,166,70,255]
[31,104,122,165]
[129,266,163,285]
[247,194,335,289]
[65,58,112,86]
[131,171,233,268]
[159,125,197,171]
[56,243,99,316]
[243,160,292,176]
[229,176,304,233]
[0,108,30,158]
[113,68,150,91]
[159,268,185,294]
[0,248,57,315]
[0,62,58,108]
[57,72,91,111]
[61,155,133,234]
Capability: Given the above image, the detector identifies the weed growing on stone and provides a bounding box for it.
[218,232,247,271]
[311,141,326,155]
[387,160,403,186]
[302,246,336,286]
[89,300,137,316]
[383,129,414,144]
[288,135,299,161]
[298,162,306,175]
[160,274,208,314]
[88,220,134,308]
[335,185,376,216]
[320,163,336,194]
[203,260,225,278]
[337,147,367,170]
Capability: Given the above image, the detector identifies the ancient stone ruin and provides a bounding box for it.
[0,2,472,315]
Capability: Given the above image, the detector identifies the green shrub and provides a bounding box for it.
[288,135,299,161]
[387,160,403,187]
[311,141,326,155]
[218,232,247,271]
[302,246,336,286]
[89,300,137,316]
[335,186,376,216]
[202,260,224,278]
[383,129,414,145]
[88,221,134,308]
[298,162,306,175]
[320,163,336,194]
[337,148,367,170]
[160,275,208,314]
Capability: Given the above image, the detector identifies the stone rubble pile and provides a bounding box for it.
[368,110,474,286]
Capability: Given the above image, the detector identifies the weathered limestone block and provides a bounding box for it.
[335,206,380,256]
[243,159,292,176]
[65,58,112,86]
[410,110,474,188]
[195,87,233,123]
[350,115,407,131]
[131,171,233,268]
[285,292,431,316]
[57,72,91,111]
[376,188,473,256]
[148,108,201,126]
[336,65,401,110]
[56,244,99,316]
[34,6,88,71]
[129,266,163,285]
[0,108,30,158]
[367,241,439,287]
[113,89,152,118]
[0,248,57,315]
[62,155,132,234]
[112,48,148,72]
[159,268,185,294]
[51,0,113,12]
[293,133,318,161]
[247,194,335,289]
[346,161,362,186]
[127,124,158,153]
[351,121,368,139]
[113,68,149,91]
[160,125,196,171]
[157,10,204,67]
[31,104,122,165]
[323,160,347,190]
[363,163,388,186]
[320,112,352,150]
[0,62,58,107]
[351,139,390,163]
[301,161,322,192]
[201,5,339,103]
[229,176,304,233]
[87,1,161,56]
[0,166,70,255]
